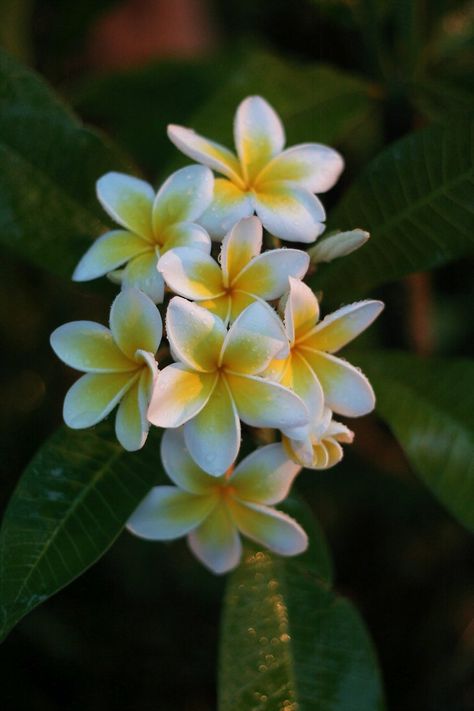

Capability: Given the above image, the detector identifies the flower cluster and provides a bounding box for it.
[51,96,383,574]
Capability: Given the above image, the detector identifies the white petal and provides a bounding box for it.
[120,251,165,304]
[160,428,215,494]
[158,248,224,301]
[152,165,214,231]
[109,288,162,360]
[161,222,211,254]
[127,487,216,540]
[233,248,309,300]
[96,172,154,241]
[166,297,226,372]
[184,377,240,476]
[115,367,154,451]
[63,372,135,429]
[231,443,301,505]
[257,143,344,193]
[50,321,135,373]
[301,300,384,353]
[254,183,326,243]
[72,230,150,282]
[167,125,243,185]
[188,503,242,574]
[285,276,320,344]
[234,96,285,183]
[148,364,217,428]
[198,178,254,240]
[229,500,308,556]
[221,301,289,375]
[220,216,262,285]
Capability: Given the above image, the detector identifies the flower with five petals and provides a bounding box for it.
[127,428,307,574]
[167,95,344,242]
[283,408,354,469]
[148,297,309,476]
[158,216,309,323]
[73,166,214,302]
[50,288,161,451]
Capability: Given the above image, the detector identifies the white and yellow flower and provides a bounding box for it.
[168,95,344,242]
[73,166,214,303]
[127,428,307,574]
[158,216,309,323]
[267,278,384,422]
[283,408,354,469]
[50,288,161,451]
[148,297,309,476]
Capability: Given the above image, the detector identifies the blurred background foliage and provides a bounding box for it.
[0,0,473,709]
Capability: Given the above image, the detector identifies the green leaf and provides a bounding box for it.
[314,115,474,302]
[357,350,474,532]
[0,422,163,642]
[0,48,132,279]
[219,498,385,710]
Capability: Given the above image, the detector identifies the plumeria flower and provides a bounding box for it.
[158,216,309,323]
[267,278,384,423]
[283,408,354,470]
[127,428,307,574]
[72,166,214,303]
[168,95,344,242]
[50,288,161,451]
[148,297,309,476]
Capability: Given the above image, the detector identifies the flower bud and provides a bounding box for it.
[309,229,369,264]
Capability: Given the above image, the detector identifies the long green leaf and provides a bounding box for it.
[357,350,474,531]
[314,116,474,301]
[0,423,163,642]
[0,48,132,278]
[219,499,385,710]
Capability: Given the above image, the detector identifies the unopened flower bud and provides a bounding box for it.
[308,229,369,264]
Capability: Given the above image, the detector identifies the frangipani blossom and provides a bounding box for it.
[50,288,161,451]
[148,297,309,476]
[159,216,309,322]
[127,428,307,574]
[283,408,354,469]
[168,95,344,242]
[267,278,384,421]
[73,166,214,303]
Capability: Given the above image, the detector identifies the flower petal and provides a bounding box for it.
[110,288,162,360]
[50,321,135,373]
[96,172,154,241]
[300,349,375,417]
[127,487,216,540]
[285,277,320,344]
[152,165,214,232]
[160,428,215,494]
[72,230,150,282]
[199,294,232,322]
[184,377,240,476]
[166,297,226,372]
[308,229,369,264]
[234,96,285,183]
[280,350,325,422]
[300,300,384,353]
[188,503,242,574]
[148,364,217,428]
[229,500,308,556]
[161,222,211,254]
[226,373,309,434]
[158,248,224,300]
[221,301,288,375]
[233,248,309,300]
[284,436,330,469]
[254,183,325,243]
[232,443,301,505]
[119,251,165,304]
[198,178,254,240]
[63,371,135,429]
[256,143,344,193]
[221,216,262,285]
[167,125,243,184]
[115,367,154,451]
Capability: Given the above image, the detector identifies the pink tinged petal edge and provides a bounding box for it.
[231,442,301,505]
[109,288,163,359]
[72,230,150,282]
[96,172,155,241]
[165,297,226,372]
[160,428,215,495]
[147,364,217,428]
[184,377,241,477]
[188,503,242,574]
[127,486,217,540]
[229,500,308,556]
[152,165,214,230]
[254,183,326,243]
